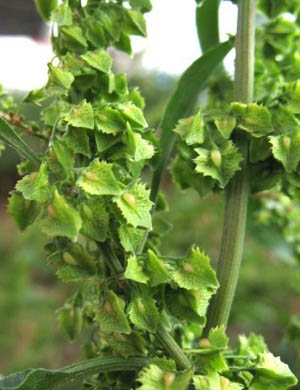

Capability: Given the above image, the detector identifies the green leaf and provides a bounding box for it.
[56,264,94,283]
[114,183,153,229]
[96,290,131,334]
[42,100,71,126]
[128,295,159,332]
[16,162,51,203]
[64,100,94,129]
[215,117,236,139]
[80,197,109,242]
[117,103,148,128]
[115,73,129,96]
[194,371,243,390]
[272,105,299,134]
[125,255,149,284]
[270,132,300,172]
[194,141,243,188]
[61,25,88,48]
[196,0,220,52]
[95,132,120,153]
[151,39,233,202]
[77,159,122,196]
[287,81,300,114]
[145,250,170,286]
[138,364,193,390]
[64,127,91,157]
[126,123,155,161]
[250,352,298,390]
[250,137,271,163]
[40,189,82,240]
[115,31,132,55]
[208,326,229,350]
[81,49,112,74]
[58,305,83,341]
[94,106,126,134]
[129,0,152,12]
[7,192,40,231]
[126,10,147,37]
[170,155,215,197]
[166,288,209,325]
[34,0,58,21]
[170,246,219,291]
[48,64,74,89]
[0,117,40,166]
[118,224,145,253]
[174,109,205,145]
[51,2,73,26]
[237,333,268,358]
[231,103,273,138]
[103,332,146,358]
[0,356,147,390]
[50,140,74,179]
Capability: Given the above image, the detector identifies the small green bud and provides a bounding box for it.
[47,205,57,218]
[283,135,291,149]
[183,263,194,273]
[137,300,145,313]
[82,204,93,219]
[122,193,136,209]
[63,252,78,266]
[49,147,57,160]
[221,376,230,390]
[199,338,211,348]
[85,171,99,181]
[164,372,175,387]
[211,149,222,168]
[104,301,113,314]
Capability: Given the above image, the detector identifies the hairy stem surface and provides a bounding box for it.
[204,0,256,331]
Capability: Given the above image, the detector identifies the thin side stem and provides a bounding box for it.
[204,0,256,332]
[156,324,192,370]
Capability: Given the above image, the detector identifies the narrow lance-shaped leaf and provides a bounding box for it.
[150,39,233,202]
[0,117,40,166]
[0,356,148,390]
[196,0,221,52]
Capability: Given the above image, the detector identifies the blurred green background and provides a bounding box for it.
[1,63,300,382]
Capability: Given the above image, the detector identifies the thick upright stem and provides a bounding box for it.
[204,0,256,332]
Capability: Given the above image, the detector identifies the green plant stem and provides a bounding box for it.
[156,324,192,370]
[204,0,256,332]
[101,242,124,275]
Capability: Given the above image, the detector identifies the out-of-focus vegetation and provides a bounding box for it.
[1,61,300,378]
